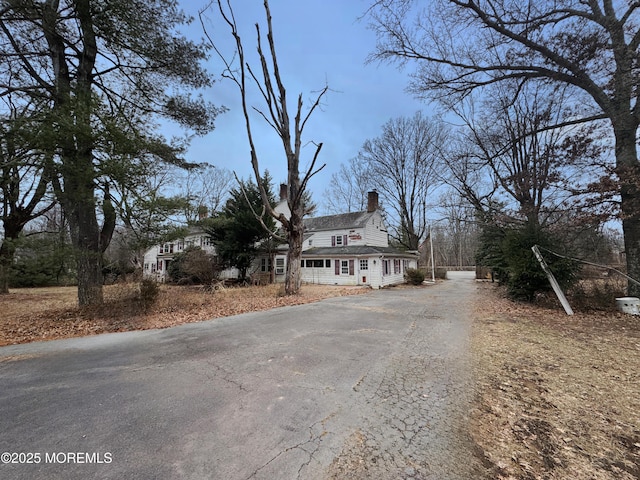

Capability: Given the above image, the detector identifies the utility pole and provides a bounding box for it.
[531,245,573,315]
[430,226,435,283]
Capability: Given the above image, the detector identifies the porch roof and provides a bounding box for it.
[302,246,418,258]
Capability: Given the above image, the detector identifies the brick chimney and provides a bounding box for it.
[367,190,379,213]
[197,205,208,220]
[280,183,288,202]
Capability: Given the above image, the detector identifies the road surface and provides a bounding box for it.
[0,271,488,479]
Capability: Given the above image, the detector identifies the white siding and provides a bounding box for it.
[273,200,290,229]
[142,230,224,283]
[300,255,384,287]
[301,263,344,285]
[379,257,418,287]
[303,211,389,249]
[363,212,389,247]
[304,229,369,249]
[303,234,316,250]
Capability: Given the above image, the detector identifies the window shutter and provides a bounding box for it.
[349,259,354,275]
[331,236,336,246]
[335,260,340,275]
[343,234,348,246]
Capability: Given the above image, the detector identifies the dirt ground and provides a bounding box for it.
[1,281,639,480]
[471,282,640,480]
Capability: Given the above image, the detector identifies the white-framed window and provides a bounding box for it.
[394,259,401,274]
[261,258,272,272]
[335,259,353,275]
[151,263,157,272]
[305,259,324,268]
[325,259,331,268]
[332,235,348,247]
[177,241,184,251]
[308,239,313,246]
[341,260,349,274]
[403,260,410,271]
[201,236,211,247]
[383,260,390,276]
[144,263,149,271]
[359,259,368,270]
[160,243,174,254]
[275,258,285,275]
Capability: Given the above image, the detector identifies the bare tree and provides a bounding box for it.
[181,164,233,223]
[368,0,640,294]
[358,112,447,250]
[453,83,605,229]
[433,192,479,268]
[201,0,328,294]
[323,158,374,214]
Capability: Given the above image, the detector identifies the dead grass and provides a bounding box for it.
[471,282,640,480]
[0,283,369,346]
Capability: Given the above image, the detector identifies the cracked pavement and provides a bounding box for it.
[0,272,488,479]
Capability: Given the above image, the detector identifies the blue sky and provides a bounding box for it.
[178,0,432,208]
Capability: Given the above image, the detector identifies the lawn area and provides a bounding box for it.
[0,283,369,346]
[471,282,640,480]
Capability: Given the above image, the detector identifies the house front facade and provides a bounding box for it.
[143,190,418,288]
[295,191,418,288]
[142,229,239,282]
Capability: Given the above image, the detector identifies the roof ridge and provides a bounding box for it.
[304,210,376,231]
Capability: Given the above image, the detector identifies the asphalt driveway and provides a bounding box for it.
[0,272,487,480]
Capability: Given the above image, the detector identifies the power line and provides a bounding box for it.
[537,245,640,287]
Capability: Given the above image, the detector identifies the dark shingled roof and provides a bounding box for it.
[302,246,418,257]
[303,210,376,232]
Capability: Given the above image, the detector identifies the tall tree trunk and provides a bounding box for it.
[0,237,17,294]
[0,220,29,294]
[614,120,640,296]
[74,237,104,306]
[285,195,304,295]
[66,175,104,306]
[285,230,303,295]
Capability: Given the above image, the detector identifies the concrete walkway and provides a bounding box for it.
[0,271,487,480]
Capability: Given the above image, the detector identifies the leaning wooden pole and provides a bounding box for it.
[531,245,574,315]
[429,226,435,283]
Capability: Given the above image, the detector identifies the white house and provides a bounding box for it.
[142,228,239,282]
[141,185,292,283]
[296,191,418,288]
[143,189,418,288]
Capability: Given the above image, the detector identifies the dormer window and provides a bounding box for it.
[331,235,348,247]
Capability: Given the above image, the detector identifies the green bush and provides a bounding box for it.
[404,268,426,285]
[477,222,579,302]
[9,234,76,287]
